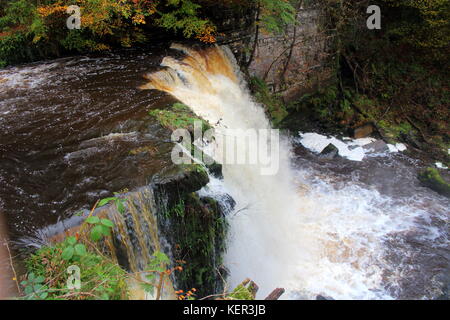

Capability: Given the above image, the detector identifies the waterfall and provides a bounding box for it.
[141,44,449,299]
[143,44,303,297]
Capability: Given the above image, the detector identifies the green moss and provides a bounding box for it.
[149,103,211,133]
[227,283,255,300]
[418,168,450,198]
[292,85,340,120]
[160,193,228,296]
[378,120,412,140]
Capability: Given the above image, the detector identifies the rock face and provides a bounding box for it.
[153,182,229,297]
[246,4,333,102]
[152,164,210,207]
[213,3,333,103]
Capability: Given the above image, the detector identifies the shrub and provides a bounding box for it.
[24,240,129,300]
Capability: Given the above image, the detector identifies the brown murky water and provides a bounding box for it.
[0,47,176,240]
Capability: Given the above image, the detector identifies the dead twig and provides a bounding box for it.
[4,239,20,295]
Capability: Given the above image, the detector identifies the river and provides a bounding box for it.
[0,44,449,300]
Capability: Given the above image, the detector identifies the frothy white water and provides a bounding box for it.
[297,132,408,162]
[143,45,448,299]
[0,62,60,93]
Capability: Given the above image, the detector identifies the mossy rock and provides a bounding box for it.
[418,168,450,198]
[152,163,209,200]
[149,103,211,134]
[191,144,223,179]
[156,192,228,297]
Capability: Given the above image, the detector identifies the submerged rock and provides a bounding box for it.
[418,168,450,198]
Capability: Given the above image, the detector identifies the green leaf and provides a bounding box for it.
[100,225,111,236]
[40,292,48,299]
[115,199,125,214]
[100,292,110,300]
[34,276,45,283]
[62,246,75,261]
[66,236,77,246]
[33,284,44,292]
[98,197,115,207]
[74,243,87,256]
[100,218,114,228]
[90,225,103,242]
[74,210,84,217]
[28,273,35,281]
[85,216,100,224]
[141,283,154,294]
[24,286,33,295]
[153,251,170,264]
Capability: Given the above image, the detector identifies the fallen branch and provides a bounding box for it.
[264,288,285,300]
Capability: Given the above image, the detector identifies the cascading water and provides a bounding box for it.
[142,44,449,300]
[2,45,446,300]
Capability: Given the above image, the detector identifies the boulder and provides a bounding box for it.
[363,140,390,153]
[319,143,339,159]
[353,123,374,139]
[152,164,210,201]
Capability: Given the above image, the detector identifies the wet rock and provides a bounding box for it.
[353,123,374,139]
[192,144,223,179]
[319,143,339,159]
[418,168,450,198]
[363,140,390,153]
[218,194,236,215]
[207,162,223,179]
[152,164,210,200]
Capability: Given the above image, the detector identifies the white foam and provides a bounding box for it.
[298,133,370,162]
[0,63,59,93]
[396,143,407,152]
[435,162,448,169]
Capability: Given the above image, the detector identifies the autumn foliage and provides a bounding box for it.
[0,0,218,66]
